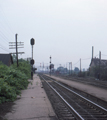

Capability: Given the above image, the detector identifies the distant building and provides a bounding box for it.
[0,53,13,66]
[90,57,107,68]
[89,57,107,76]
[89,57,107,79]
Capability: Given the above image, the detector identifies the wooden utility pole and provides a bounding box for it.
[16,34,18,67]
[9,34,24,67]
[71,62,72,75]
[80,58,81,72]
[92,46,94,60]
[80,58,81,76]
[99,51,101,80]
[69,62,70,75]
[69,62,72,75]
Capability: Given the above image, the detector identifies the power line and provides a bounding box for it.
[0,32,9,45]
[0,5,14,35]
[0,21,14,42]
[0,46,9,52]
[0,35,10,52]
[0,22,14,41]
[0,5,14,46]
[73,60,80,66]
[81,57,91,60]
[0,44,10,51]
[94,54,99,57]
[102,54,107,56]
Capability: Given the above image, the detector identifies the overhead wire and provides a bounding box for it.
[0,18,14,43]
[0,42,9,50]
[0,5,14,35]
[0,20,14,41]
[72,56,92,70]
[0,40,10,53]
[73,60,80,66]
[102,54,107,56]
[94,54,99,57]
[0,33,11,53]
[0,31,10,44]
[81,57,91,60]
[0,4,15,53]
[0,46,9,53]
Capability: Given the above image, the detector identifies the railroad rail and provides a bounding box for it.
[39,74,107,120]
[54,75,107,89]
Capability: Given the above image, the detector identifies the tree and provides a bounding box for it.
[12,54,17,62]
[90,65,107,81]
[74,67,79,74]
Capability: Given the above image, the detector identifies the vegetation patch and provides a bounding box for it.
[0,60,31,104]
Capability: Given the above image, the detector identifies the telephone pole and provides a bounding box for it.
[69,62,70,75]
[16,34,18,67]
[92,46,94,60]
[71,62,72,75]
[99,51,101,80]
[80,58,81,76]
[9,34,24,67]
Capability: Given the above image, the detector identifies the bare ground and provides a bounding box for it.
[0,102,14,120]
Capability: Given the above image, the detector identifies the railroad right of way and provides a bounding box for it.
[45,74,107,102]
[39,74,107,120]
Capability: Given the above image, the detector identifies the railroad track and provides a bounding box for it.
[56,75,107,89]
[39,74,107,120]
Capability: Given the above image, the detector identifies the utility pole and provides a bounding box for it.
[99,51,101,80]
[43,63,44,73]
[92,46,94,60]
[69,62,70,75]
[16,34,18,67]
[66,63,67,74]
[50,56,51,76]
[40,63,41,72]
[71,62,72,75]
[9,34,24,67]
[80,58,81,76]
[68,62,72,75]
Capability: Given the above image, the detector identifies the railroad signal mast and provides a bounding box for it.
[9,34,24,67]
[30,38,35,80]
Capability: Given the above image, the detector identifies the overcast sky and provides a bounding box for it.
[0,0,107,70]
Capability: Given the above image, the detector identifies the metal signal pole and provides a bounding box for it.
[50,56,51,76]
[30,38,35,80]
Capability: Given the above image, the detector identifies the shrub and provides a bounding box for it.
[0,78,17,102]
[0,60,31,103]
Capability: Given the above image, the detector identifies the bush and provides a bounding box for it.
[11,60,31,78]
[0,78,17,103]
[78,71,86,77]
[0,60,31,103]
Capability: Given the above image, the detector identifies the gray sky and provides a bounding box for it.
[0,0,107,70]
